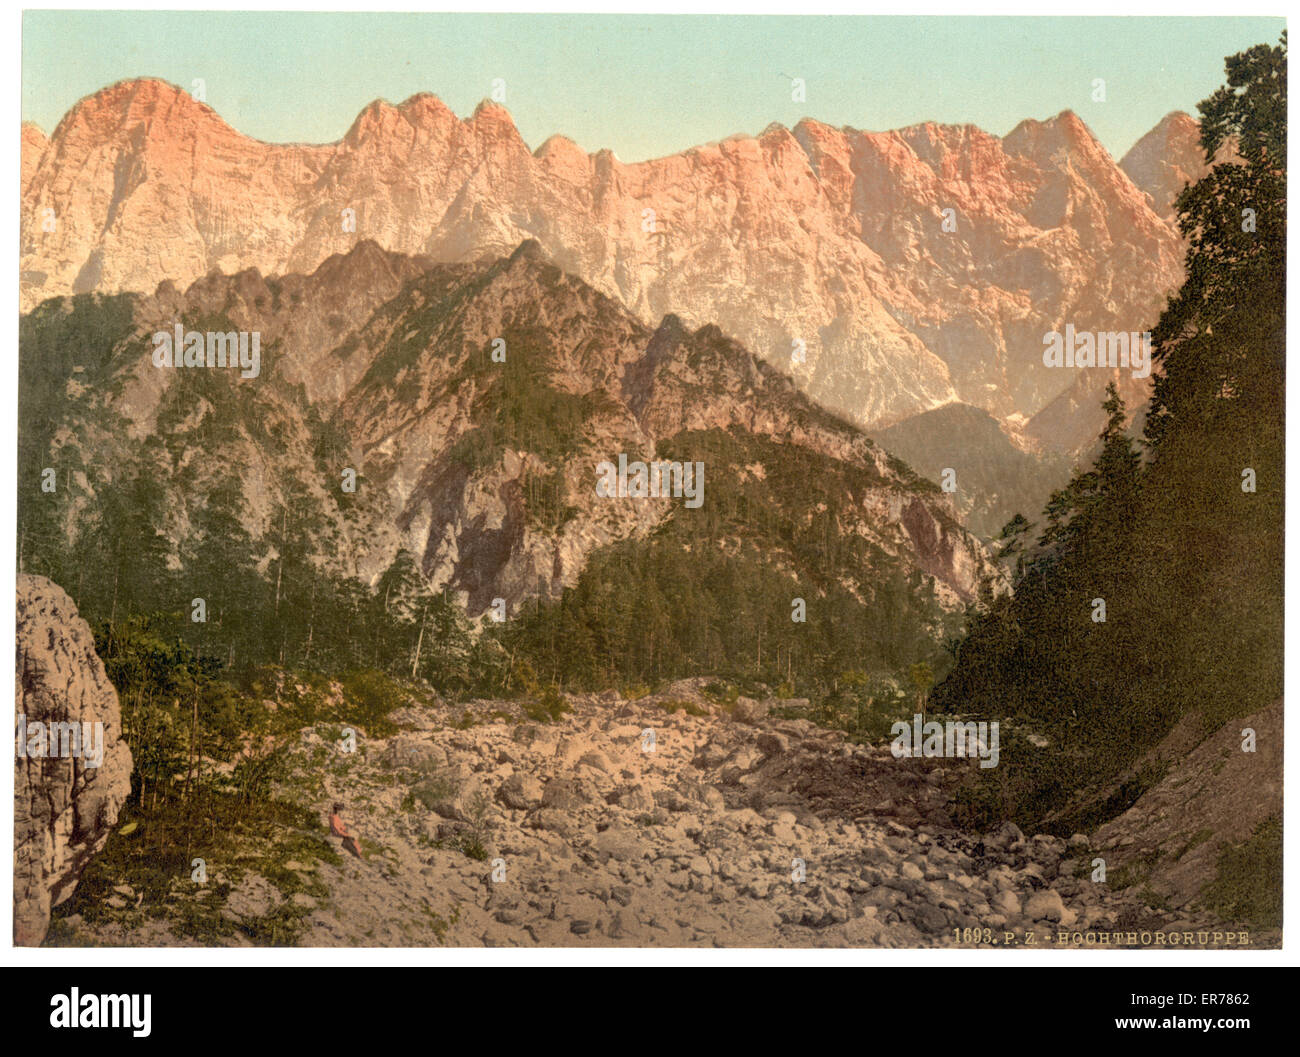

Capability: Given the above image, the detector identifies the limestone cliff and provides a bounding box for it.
[14,574,132,945]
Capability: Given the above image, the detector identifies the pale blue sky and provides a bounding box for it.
[22,13,1286,161]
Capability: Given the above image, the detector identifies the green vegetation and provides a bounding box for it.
[522,467,578,532]
[1202,816,1282,929]
[48,767,340,947]
[522,684,572,723]
[43,617,438,946]
[1105,849,1164,896]
[657,698,709,717]
[1175,828,1215,862]
[403,776,456,813]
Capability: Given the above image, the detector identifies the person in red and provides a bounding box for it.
[330,802,364,859]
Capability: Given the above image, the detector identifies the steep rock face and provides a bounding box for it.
[22,79,1189,448]
[21,80,332,307]
[20,122,47,194]
[13,574,133,945]
[1119,111,1211,222]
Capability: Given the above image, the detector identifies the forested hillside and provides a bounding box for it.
[935,37,1285,837]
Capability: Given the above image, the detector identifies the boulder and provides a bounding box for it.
[541,777,593,811]
[497,773,543,810]
[577,750,614,774]
[1024,889,1075,925]
[431,771,489,822]
[381,738,447,772]
[614,784,656,814]
[992,890,1022,917]
[731,697,769,724]
[900,861,925,881]
[592,826,647,862]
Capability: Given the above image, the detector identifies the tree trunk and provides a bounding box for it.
[185,687,199,801]
[304,579,317,664]
[412,604,428,678]
[274,506,287,616]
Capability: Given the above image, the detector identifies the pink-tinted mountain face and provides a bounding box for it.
[22,79,1198,448]
[1119,110,1213,222]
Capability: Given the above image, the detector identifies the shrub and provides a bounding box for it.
[657,698,707,717]
[338,670,410,736]
[522,684,570,723]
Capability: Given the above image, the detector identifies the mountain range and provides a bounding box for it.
[21,79,1208,461]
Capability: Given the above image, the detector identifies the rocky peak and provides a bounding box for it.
[328,248,1002,608]
[534,133,589,166]
[56,76,228,146]
[1119,110,1211,220]
[507,237,549,266]
[344,92,460,149]
[343,98,403,145]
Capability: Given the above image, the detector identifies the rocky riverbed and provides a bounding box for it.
[52,677,1264,949]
